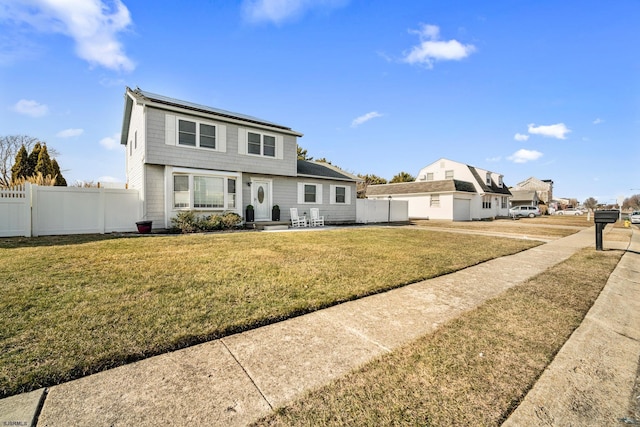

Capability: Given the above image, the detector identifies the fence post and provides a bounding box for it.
[30,183,39,237]
[24,182,32,237]
[98,187,106,234]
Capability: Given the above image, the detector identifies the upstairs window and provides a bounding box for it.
[498,175,503,188]
[445,170,454,179]
[426,172,434,181]
[248,132,276,157]
[178,119,216,149]
[485,173,492,185]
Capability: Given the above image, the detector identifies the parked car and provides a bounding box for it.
[557,208,583,216]
[630,211,640,224]
[509,205,541,218]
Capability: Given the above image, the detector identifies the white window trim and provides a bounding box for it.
[297,182,323,204]
[238,128,283,159]
[168,167,241,212]
[426,172,434,181]
[430,194,440,207]
[330,184,351,205]
[485,173,492,185]
[482,195,492,209]
[445,170,454,179]
[165,114,227,152]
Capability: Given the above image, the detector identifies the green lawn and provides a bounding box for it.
[0,228,540,398]
[253,247,623,426]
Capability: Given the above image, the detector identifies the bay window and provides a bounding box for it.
[173,173,237,210]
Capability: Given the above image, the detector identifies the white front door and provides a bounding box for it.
[252,179,271,221]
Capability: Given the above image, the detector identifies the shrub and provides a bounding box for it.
[170,211,243,233]
[171,211,198,233]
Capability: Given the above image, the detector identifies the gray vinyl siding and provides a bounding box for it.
[242,175,356,224]
[145,108,297,177]
[144,164,165,225]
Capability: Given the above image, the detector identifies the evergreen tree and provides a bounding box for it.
[390,171,415,183]
[26,142,41,178]
[35,145,54,179]
[10,145,29,183]
[51,159,67,186]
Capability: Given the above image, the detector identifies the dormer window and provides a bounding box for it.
[498,175,503,188]
[486,173,491,185]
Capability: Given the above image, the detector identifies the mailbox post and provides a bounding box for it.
[593,210,619,251]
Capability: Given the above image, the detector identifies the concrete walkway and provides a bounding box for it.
[1,226,638,426]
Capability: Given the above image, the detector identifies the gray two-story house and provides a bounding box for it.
[120,87,358,229]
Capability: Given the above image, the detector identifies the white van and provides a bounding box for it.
[509,205,541,218]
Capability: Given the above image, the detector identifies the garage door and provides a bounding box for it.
[453,198,471,221]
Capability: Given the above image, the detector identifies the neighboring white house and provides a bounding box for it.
[366,158,512,221]
[120,87,359,229]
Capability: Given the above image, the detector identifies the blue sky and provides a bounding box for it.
[1,0,638,204]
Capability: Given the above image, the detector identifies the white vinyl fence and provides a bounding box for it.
[0,183,141,237]
[356,199,409,224]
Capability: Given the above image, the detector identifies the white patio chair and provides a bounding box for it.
[310,208,325,227]
[289,207,308,227]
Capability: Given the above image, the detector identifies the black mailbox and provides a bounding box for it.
[594,210,619,251]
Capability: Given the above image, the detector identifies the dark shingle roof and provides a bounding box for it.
[297,160,358,182]
[467,166,512,195]
[366,179,477,196]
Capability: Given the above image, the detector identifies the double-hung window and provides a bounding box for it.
[304,185,316,203]
[330,185,351,204]
[298,183,322,204]
[178,119,216,149]
[173,174,237,210]
[482,195,492,209]
[247,132,276,157]
[445,170,454,179]
[501,196,508,209]
[430,194,440,207]
[485,173,492,186]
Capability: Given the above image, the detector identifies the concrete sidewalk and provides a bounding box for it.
[1,226,638,426]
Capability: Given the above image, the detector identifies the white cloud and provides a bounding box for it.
[527,123,571,139]
[99,133,121,150]
[514,133,529,141]
[242,0,348,25]
[507,149,543,163]
[351,111,382,128]
[402,24,476,68]
[485,156,501,162]
[57,128,84,138]
[593,118,604,125]
[1,0,134,71]
[12,99,49,117]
